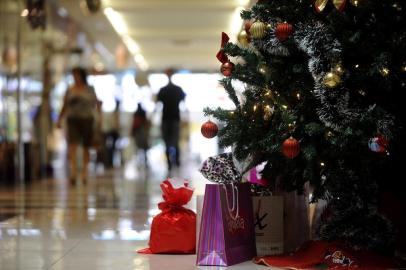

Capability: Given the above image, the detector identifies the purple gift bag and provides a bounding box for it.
[196,182,256,266]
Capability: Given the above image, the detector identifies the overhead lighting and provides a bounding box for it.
[21,9,29,17]
[134,53,148,71]
[104,7,128,35]
[139,62,149,71]
[133,53,145,63]
[103,7,148,70]
[122,35,140,54]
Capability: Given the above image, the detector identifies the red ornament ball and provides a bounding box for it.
[201,120,218,138]
[282,136,300,158]
[275,23,294,41]
[244,20,253,35]
[220,61,235,77]
[369,135,389,153]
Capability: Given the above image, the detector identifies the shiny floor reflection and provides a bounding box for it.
[0,156,271,270]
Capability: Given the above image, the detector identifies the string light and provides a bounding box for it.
[355,64,359,68]
[380,67,390,76]
[392,3,402,11]
[402,66,406,72]
[296,93,301,99]
[282,105,288,109]
[253,105,258,112]
[351,0,359,6]
[320,162,325,167]
[258,65,268,75]
[358,90,366,96]
[334,63,344,75]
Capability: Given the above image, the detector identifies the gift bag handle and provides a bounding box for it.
[222,183,239,220]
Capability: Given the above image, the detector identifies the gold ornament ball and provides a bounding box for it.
[250,21,267,39]
[323,72,342,88]
[237,30,250,47]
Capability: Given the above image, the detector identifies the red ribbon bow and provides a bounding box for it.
[216,32,230,64]
[158,179,194,211]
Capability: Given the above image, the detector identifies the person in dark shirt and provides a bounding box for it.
[157,68,186,171]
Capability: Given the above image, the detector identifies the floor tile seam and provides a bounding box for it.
[0,238,82,252]
[47,239,83,269]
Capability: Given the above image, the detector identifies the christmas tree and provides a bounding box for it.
[204,0,406,252]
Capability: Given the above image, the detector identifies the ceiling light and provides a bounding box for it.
[139,62,149,71]
[103,7,148,70]
[104,7,128,35]
[134,53,145,63]
[21,9,29,17]
[122,35,140,54]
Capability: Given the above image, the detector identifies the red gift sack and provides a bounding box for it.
[138,179,196,254]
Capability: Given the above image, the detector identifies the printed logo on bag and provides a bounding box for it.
[227,216,245,234]
[324,250,354,266]
[254,212,268,232]
[254,199,268,235]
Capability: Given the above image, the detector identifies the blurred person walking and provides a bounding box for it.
[104,100,121,168]
[131,103,150,167]
[156,68,186,171]
[56,67,100,185]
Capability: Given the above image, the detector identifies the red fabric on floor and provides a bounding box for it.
[253,240,398,270]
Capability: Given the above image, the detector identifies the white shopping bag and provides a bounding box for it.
[252,196,284,256]
[283,191,310,253]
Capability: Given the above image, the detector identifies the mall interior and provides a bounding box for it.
[1,0,406,269]
[0,0,253,269]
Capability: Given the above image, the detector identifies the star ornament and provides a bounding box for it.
[314,0,347,13]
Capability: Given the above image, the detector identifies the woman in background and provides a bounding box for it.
[57,67,100,185]
[131,103,150,167]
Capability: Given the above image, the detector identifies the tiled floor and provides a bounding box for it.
[0,153,273,270]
